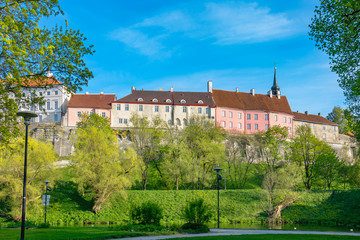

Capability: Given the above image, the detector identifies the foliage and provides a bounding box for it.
[326,107,351,134]
[179,222,210,233]
[183,198,212,224]
[0,0,94,142]
[313,152,342,190]
[72,113,140,214]
[130,201,163,225]
[0,137,57,220]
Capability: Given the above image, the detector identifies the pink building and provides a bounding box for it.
[210,68,294,136]
[66,93,116,127]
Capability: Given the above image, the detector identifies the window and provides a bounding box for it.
[311,123,314,129]
[139,105,143,111]
[222,111,226,117]
[238,123,242,129]
[119,118,123,124]
[229,112,233,118]
[22,93,25,97]
[155,106,159,112]
[152,98,158,102]
[323,133,326,139]
[254,114,258,120]
[265,114,269,120]
[247,124,251,130]
[102,112,106,117]
[40,92,43,96]
[30,104,34,111]
[39,115,42,122]
[39,105,43,110]
[47,101,50,110]
[289,118,292,123]
[166,99,172,103]
[198,108,202,114]
[247,114,251,120]
[238,113,242,119]
[229,121,233,128]
[265,124,269,130]
[275,115,278,121]
[183,106,187,112]
[333,126,336,132]
[323,125,326,130]
[54,101,58,109]
[54,114,58,121]
[138,98,143,102]
[333,134,336,140]
[289,127,292,133]
[168,120,172,125]
[301,122,304,126]
[221,121,226,127]
[177,119,181,126]
[184,119,188,126]
[77,112,81,117]
[47,91,50,95]
[206,108,210,114]
[166,106,170,112]
[198,100,204,104]
[117,104,121,111]
[125,104,129,111]
[255,124,258,130]
[90,112,94,115]
[124,119,128,124]
[180,99,186,103]
[283,117,286,123]
[55,90,58,95]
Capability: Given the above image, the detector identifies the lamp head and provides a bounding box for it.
[214,165,222,174]
[17,111,38,125]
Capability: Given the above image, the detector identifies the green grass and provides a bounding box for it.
[173,235,360,240]
[0,227,149,240]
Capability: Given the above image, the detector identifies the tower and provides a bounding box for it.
[271,67,280,97]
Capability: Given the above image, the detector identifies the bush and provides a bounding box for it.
[37,222,50,228]
[179,223,209,233]
[183,198,212,224]
[130,201,163,225]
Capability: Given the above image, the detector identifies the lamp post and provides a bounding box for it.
[17,111,37,240]
[214,165,222,229]
[44,180,51,225]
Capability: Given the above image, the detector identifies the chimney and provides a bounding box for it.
[277,92,281,99]
[207,81,213,93]
[46,71,53,78]
[318,113,321,116]
[236,87,238,93]
[268,90,273,98]
[170,87,174,92]
[250,88,255,96]
[100,91,104,95]
[85,91,89,95]
[159,88,164,91]
[305,111,308,115]
[131,86,135,92]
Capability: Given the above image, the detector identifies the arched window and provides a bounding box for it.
[176,118,181,126]
[184,119,188,126]
[198,100,204,104]
[166,99,172,103]
[152,98,158,102]
[180,99,186,104]
[138,98,143,102]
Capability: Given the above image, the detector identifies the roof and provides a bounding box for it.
[212,89,293,115]
[114,90,215,107]
[22,77,63,87]
[68,94,116,109]
[293,112,337,126]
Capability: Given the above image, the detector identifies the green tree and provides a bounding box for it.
[291,125,333,190]
[72,113,139,214]
[327,106,350,134]
[313,152,342,190]
[0,0,94,142]
[0,137,57,220]
[309,1,360,120]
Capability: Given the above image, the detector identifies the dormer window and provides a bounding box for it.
[138,98,143,102]
[198,100,204,104]
[152,98,158,102]
[166,99,172,103]
[180,99,186,104]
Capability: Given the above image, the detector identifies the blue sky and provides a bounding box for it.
[47,0,345,116]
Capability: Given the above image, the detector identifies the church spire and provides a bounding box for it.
[271,67,280,96]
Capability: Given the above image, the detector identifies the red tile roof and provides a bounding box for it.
[293,112,337,125]
[2,77,63,87]
[68,94,116,109]
[212,89,293,115]
[115,90,215,107]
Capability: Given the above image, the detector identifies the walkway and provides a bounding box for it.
[111,228,360,240]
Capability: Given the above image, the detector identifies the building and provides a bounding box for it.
[111,87,216,128]
[211,68,294,135]
[66,92,116,127]
[17,75,71,123]
[293,111,339,143]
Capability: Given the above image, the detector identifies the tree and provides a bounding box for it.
[0,137,57,220]
[291,125,333,190]
[309,1,360,120]
[327,106,351,134]
[313,152,342,190]
[0,0,94,142]
[72,113,139,214]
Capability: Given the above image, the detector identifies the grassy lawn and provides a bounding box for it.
[174,235,360,240]
[0,227,150,240]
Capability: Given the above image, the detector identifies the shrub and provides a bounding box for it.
[130,201,163,225]
[179,223,209,233]
[183,198,212,224]
[37,223,50,228]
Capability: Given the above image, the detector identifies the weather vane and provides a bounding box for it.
[274,62,278,69]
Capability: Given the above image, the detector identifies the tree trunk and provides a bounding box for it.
[268,196,299,222]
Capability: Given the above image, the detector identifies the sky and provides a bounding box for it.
[45,0,345,116]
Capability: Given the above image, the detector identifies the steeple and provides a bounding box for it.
[271,67,280,96]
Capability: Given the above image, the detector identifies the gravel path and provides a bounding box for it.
[110,228,360,240]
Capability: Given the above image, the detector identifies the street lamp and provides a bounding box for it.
[44,180,51,225]
[214,165,223,229]
[17,111,37,240]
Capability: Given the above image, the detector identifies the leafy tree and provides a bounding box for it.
[291,125,333,190]
[327,106,350,134]
[72,113,139,214]
[313,152,342,190]
[0,0,94,142]
[183,198,212,224]
[309,1,360,121]
[0,137,57,220]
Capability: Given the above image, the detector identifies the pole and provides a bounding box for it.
[20,120,30,240]
[217,177,220,229]
[45,183,48,224]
